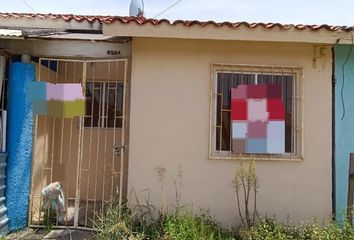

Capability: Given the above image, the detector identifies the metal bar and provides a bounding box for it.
[85,59,126,63]
[65,117,74,226]
[47,60,55,224]
[289,68,294,154]
[229,67,234,156]
[209,64,215,158]
[84,64,96,227]
[42,167,53,171]
[54,60,61,227]
[93,63,103,223]
[102,63,110,213]
[59,62,65,165]
[74,62,87,227]
[50,60,56,184]
[101,83,106,127]
[119,59,128,209]
[37,59,45,223]
[111,61,119,201]
[209,155,303,161]
[213,63,303,70]
[28,62,40,226]
[37,58,126,64]
[65,61,76,226]
[293,70,298,156]
[219,65,224,152]
[78,62,88,227]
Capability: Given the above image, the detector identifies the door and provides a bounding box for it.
[29,58,129,229]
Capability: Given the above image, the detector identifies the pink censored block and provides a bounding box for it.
[231,85,247,99]
[248,121,267,138]
[247,99,268,121]
[47,83,63,101]
[47,83,84,101]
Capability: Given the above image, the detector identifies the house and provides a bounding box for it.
[0,12,352,232]
[334,44,354,222]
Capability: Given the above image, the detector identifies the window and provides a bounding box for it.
[210,64,303,160]
[84,81,124,128]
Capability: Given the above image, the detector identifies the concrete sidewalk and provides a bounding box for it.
[7,228,94,240]
[42,229,94,240]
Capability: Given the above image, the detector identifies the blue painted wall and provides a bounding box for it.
[5,62,34,231]
[334,44,354,222]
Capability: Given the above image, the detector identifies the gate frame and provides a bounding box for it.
[28,57,129,231]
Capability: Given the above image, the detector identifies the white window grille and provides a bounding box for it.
[209,64,304,161]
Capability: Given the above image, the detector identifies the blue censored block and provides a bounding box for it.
[27,81,46,101]
[32,101,48,115]
[247,138,267,153]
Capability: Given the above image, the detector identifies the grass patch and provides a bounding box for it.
[243,218,354,240]
[94,204,354,240]
[93,204,236,240]
[164,209,236,240]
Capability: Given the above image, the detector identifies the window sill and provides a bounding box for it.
[209,151,303,162]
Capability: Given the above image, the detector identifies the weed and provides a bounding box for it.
[231,160,259,229]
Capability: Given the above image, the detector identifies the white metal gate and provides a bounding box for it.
[29,58,129,230]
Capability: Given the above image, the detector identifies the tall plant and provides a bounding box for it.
[232,160,259,229]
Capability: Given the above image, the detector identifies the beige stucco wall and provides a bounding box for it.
[127,37,332,224]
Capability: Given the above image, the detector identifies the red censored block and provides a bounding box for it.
[267,84,282,99]
[267,99,285,120]
[247,84,267,99]
[231,99,248,120]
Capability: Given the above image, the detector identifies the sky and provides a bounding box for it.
[0,0,353,26]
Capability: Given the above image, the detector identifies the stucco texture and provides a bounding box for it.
[6,62,34,231]
[334,44,354,221]
[127,38,332,224]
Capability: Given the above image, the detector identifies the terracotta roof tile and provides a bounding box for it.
[0,13,352,32]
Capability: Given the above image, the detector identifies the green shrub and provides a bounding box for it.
[244,218,354,240]
[93,203,145,240]
[164,209,236,240]
[94,203,237,240]
[295,221,354,240]
[93,202,354,240]
[243,218,296,240]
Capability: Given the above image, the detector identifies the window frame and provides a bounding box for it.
[83,79,124,129]
[209,63,304,161]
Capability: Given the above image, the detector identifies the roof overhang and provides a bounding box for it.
[0,13,352,44]
[0,29,23,39]
[0,16,101,31]
[103,21,354,44]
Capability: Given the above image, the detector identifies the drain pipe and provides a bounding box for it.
[331,47,336,220]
